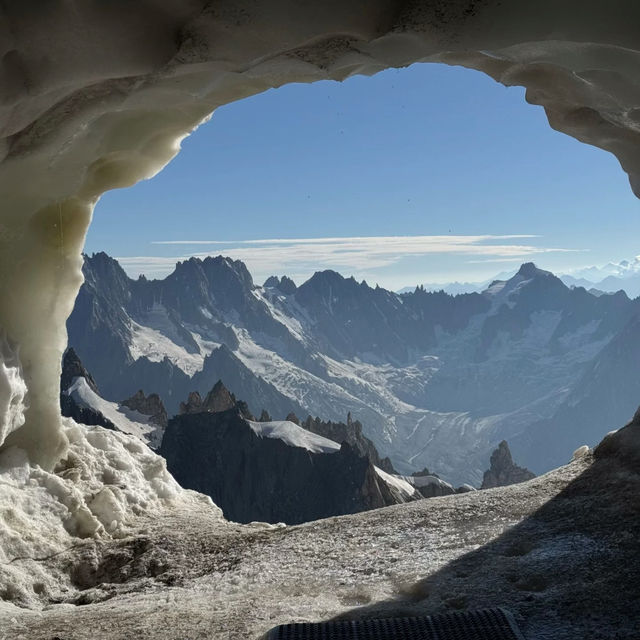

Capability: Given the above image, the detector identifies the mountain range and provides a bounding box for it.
[67,252,640,484]
[403,257,640,299]
[60,350,461,524]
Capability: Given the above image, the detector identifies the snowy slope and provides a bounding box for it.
[374,466,418,501]
[247,420,341,454]
[66,378,164,449]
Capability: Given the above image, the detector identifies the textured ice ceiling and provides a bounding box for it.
[1,1,639,468]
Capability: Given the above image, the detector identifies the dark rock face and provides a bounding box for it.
[264,275,297,295]
[61,347,99,394]
[160,409,414,524]
[60,348,115,430]
[121,390,168,428]
[481,441,535,489]
[60,394,116,430]
[302,413,395,473]
[179,391,203,414]
[202,380,235,413]
[179,380,239,414]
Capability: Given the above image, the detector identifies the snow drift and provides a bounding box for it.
[0,418,219,609]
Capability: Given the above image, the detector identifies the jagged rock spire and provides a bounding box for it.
[481,441,535,489]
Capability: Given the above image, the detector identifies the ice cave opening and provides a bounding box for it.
[1,2,640,632]
[2,2,640,472]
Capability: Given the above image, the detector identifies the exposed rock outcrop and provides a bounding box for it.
[61,348,99,395]
[179,391,202,414]
[60,349,115,430]
[121,390,168,428]
[179,381,235,415]
[59,394,116,431]
[302,413,395,473]
[202,380,236,413]
[481,441,535,489]
[285,412,300,425]
[160,408,416,525]
[264,275,297,295]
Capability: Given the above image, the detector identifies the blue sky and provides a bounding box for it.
[87,62,639,290]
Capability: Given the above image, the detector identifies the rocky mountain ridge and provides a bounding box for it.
[59,352,425,523]
[160,406,419,525]
[66,253,640,484]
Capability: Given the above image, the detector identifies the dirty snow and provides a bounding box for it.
[0,419,221,611]
[3,454,635,640]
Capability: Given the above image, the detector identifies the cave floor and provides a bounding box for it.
[1,453,639,640]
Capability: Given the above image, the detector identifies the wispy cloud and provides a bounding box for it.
[151,235,539,246]
[117,235,584,284]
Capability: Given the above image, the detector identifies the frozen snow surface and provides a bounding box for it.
[0,418,221,611]
[0,335,27,449]
[128,320,206,377]
[2,449,640,639]
[247,420,341,454]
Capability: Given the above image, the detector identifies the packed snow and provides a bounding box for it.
[0,418,220,609]
[247,420,341,454]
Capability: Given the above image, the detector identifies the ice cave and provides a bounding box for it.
[0,2,639,638]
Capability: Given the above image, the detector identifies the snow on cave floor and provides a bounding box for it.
[1,449,639,640]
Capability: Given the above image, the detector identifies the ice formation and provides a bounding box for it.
[0,333,27,448]
[1,1,640,470]
[0,2,640,616]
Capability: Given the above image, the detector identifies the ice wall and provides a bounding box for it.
[1,1,640,469]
